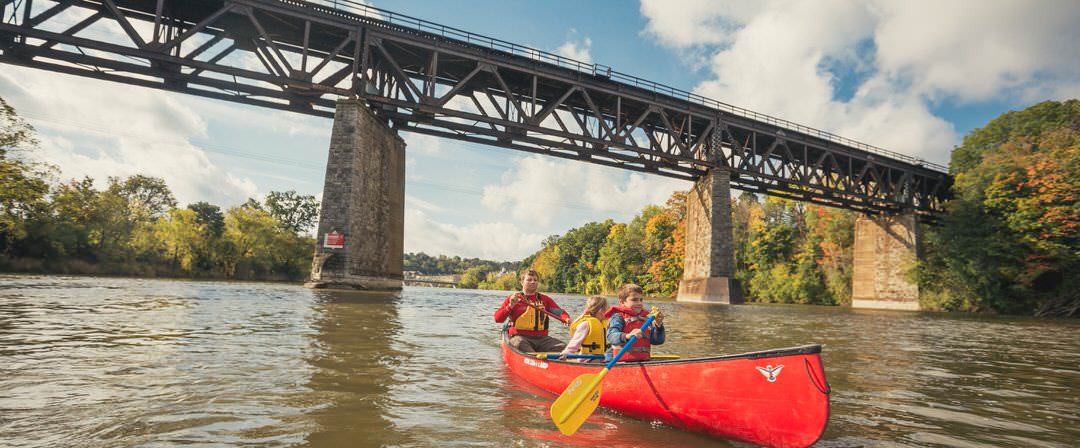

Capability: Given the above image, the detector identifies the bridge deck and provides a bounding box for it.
[0,0,951,215]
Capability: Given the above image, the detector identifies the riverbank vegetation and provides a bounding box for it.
[403,252,519,289]
[917,100,1078,315]
[499,191,855,306]
[0,98,316,281]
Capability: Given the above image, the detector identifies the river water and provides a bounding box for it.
[1,275,1077,447]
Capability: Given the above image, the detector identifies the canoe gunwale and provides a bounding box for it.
[501,329,822,367]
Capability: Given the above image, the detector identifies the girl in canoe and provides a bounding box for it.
[557,295,609,362]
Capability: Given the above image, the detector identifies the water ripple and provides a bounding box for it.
[1,276,1078,446]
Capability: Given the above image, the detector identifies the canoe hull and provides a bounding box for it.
[502,334,830,448]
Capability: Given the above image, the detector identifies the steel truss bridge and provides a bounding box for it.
[0,0,951,216]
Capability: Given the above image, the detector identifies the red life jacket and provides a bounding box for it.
[607,305,652,361]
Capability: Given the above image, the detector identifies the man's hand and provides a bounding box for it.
[508,295,520,308]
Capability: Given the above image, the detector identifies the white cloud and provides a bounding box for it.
[872,0,1080,103]
[639,0,763,49]
[404,208,545,261]
[639,0,1080,165]
[481,155,689,227]
[403,132,444,156]
[0,67,260,206]
[193,98,329,140]
[405,194,446,214]
[556,34,593,64]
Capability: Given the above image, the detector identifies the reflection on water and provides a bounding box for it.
[1,275,1078,447]
[302,290,410,447]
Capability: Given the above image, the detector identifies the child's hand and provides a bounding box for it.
[653,308,665,327]
[628,328,644,339]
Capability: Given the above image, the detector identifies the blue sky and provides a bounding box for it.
[2,0,1078,261]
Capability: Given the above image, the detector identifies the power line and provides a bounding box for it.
[19,110,644,215]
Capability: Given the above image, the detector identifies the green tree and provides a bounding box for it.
[919,99,1080,314]
[188,202,226,237]
[545,221,611,294]
[111,175,176,220]
[186,201,225,270]
[91,184,135,262]
[155,208,205,272]
[264,190,319,234]
[490,272,520,291]
[459,265,486,289]
[644,191,687,296]
[809,206,855,305]
[0,97,52,255]
[50,177,99,259]
[221,206,281,277]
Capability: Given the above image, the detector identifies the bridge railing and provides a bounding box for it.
[303,0,947,173]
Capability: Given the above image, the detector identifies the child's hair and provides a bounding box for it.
[579,295,608,321]
[617,284,644,302]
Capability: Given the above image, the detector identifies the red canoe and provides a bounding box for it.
[502,331,831,448]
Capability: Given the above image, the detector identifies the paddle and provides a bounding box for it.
[541,353,680,360]
[542,354,602,360]
[516,296,569,326]
[549,313,656,436]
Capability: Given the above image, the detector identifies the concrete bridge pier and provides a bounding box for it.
[677,168,743,304]
[306,99,405,290]
[851,213,921,310]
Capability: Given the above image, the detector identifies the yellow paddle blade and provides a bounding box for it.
[549,369,607,435]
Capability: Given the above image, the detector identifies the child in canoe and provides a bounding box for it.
[605,283,665,362]
[557,295,609,362]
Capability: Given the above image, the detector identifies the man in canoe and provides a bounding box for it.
[605,283,665,362]
[494,269,570,353]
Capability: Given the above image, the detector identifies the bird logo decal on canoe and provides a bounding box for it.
[756,364,784,382]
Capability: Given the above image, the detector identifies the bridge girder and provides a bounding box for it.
[0,0,951,216]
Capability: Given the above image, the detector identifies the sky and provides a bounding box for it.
[2,0,1078,262]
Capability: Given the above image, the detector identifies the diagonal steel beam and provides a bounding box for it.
[158,4,233,54]
[25,0,75,28]
[529,84,576,126]
[101,0,146,49]
[372,38,420,102]
[244,6,293,75]
[435,62,483,107]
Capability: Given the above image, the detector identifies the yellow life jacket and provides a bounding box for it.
[569,315,608,355]
[512,293,549,332]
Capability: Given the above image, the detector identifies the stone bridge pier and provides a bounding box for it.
[851,213,921,310]
[677,168,743,304]
[306,100,405,290]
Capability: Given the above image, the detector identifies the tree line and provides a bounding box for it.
[1,97,318,280]
[403,252,520,289]
[503,190,856,306]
